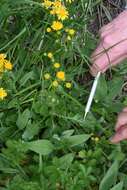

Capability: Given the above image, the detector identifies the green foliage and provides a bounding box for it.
[0,0,127,189]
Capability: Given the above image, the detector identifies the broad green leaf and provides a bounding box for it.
[63,134,91,147]
[62,130,74,137]
[27,140,54,155]
[16,109,31,129]
[107,77,123,101]
[22,122,40,140]
[99,161,119,190]
[110,182,123,190]
[59,153,74,169]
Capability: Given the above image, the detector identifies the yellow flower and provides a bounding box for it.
[50,9,56,15]
[54,62,60,68]
[47,52,53,59]
[52,80,59,87]
[0,88,7,100]
[68,29,75,35]
[55,6,69,20]
[65,82,72,88]
[51,21,63,31]
[53,0,62,8]
[94,137,99,142]
[44,73,51,80]
[0,54,6,60]
[0,61,4,73]
[47,27,52,32]
[56,71,65,81]
[43,0,52,8]
[4,60,13,70]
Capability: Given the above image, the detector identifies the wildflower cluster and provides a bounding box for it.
[44,52,72,88]
[0,53,13,100]
[42,0,76,89]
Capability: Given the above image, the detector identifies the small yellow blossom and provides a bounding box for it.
[55,6,69,20]
[65,28,69,32]
[44,73,51,80]
[54,62,60,68]
[53,0,62,8]
[0,88,7,100]
[52,80,59,87]
[65,82,72,88]
[94,137,99,142]
[43,0,52,8]
[68,29,75,35]
[4,60,13,70]
[47,52,53,59]
[47,27,52,32]
[51,21,63,31]
[0,54,6,60]
[56,71,65,81]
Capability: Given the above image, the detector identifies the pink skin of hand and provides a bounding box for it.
[110,108,127,143]
[90,11,127,143]
[90,10,127,76]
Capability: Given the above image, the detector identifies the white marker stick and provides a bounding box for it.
[84,71,101,119]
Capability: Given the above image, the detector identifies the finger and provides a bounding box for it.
[123,107,127,112]
[90,52,127,76]
[99,24,114,39]
[102,53,127,73]
[110,125,127,143]
[115,112,127,131]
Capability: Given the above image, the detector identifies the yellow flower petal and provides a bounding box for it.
[0,88,7,100]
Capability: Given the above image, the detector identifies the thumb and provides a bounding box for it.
[110,125,127,144]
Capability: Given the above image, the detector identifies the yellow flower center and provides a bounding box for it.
[56,71,65,81]
[65,82,72,88]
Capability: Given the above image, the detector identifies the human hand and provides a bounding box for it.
[110,108,127,143]
[90,11,127,76]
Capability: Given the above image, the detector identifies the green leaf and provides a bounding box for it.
[95,75,107,102]
[22,122,40,140]
[27,140,54,155]
[63,134,91,147]
[99,161,119,190]
[107,77,123,101]
[20,71,34,86]
[16,109,31,129]
[110,182,123,190]
[59,153,74,169]
[62,130,74,137]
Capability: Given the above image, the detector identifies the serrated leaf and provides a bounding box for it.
[99,161,119,190]
[27,140,54,155]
